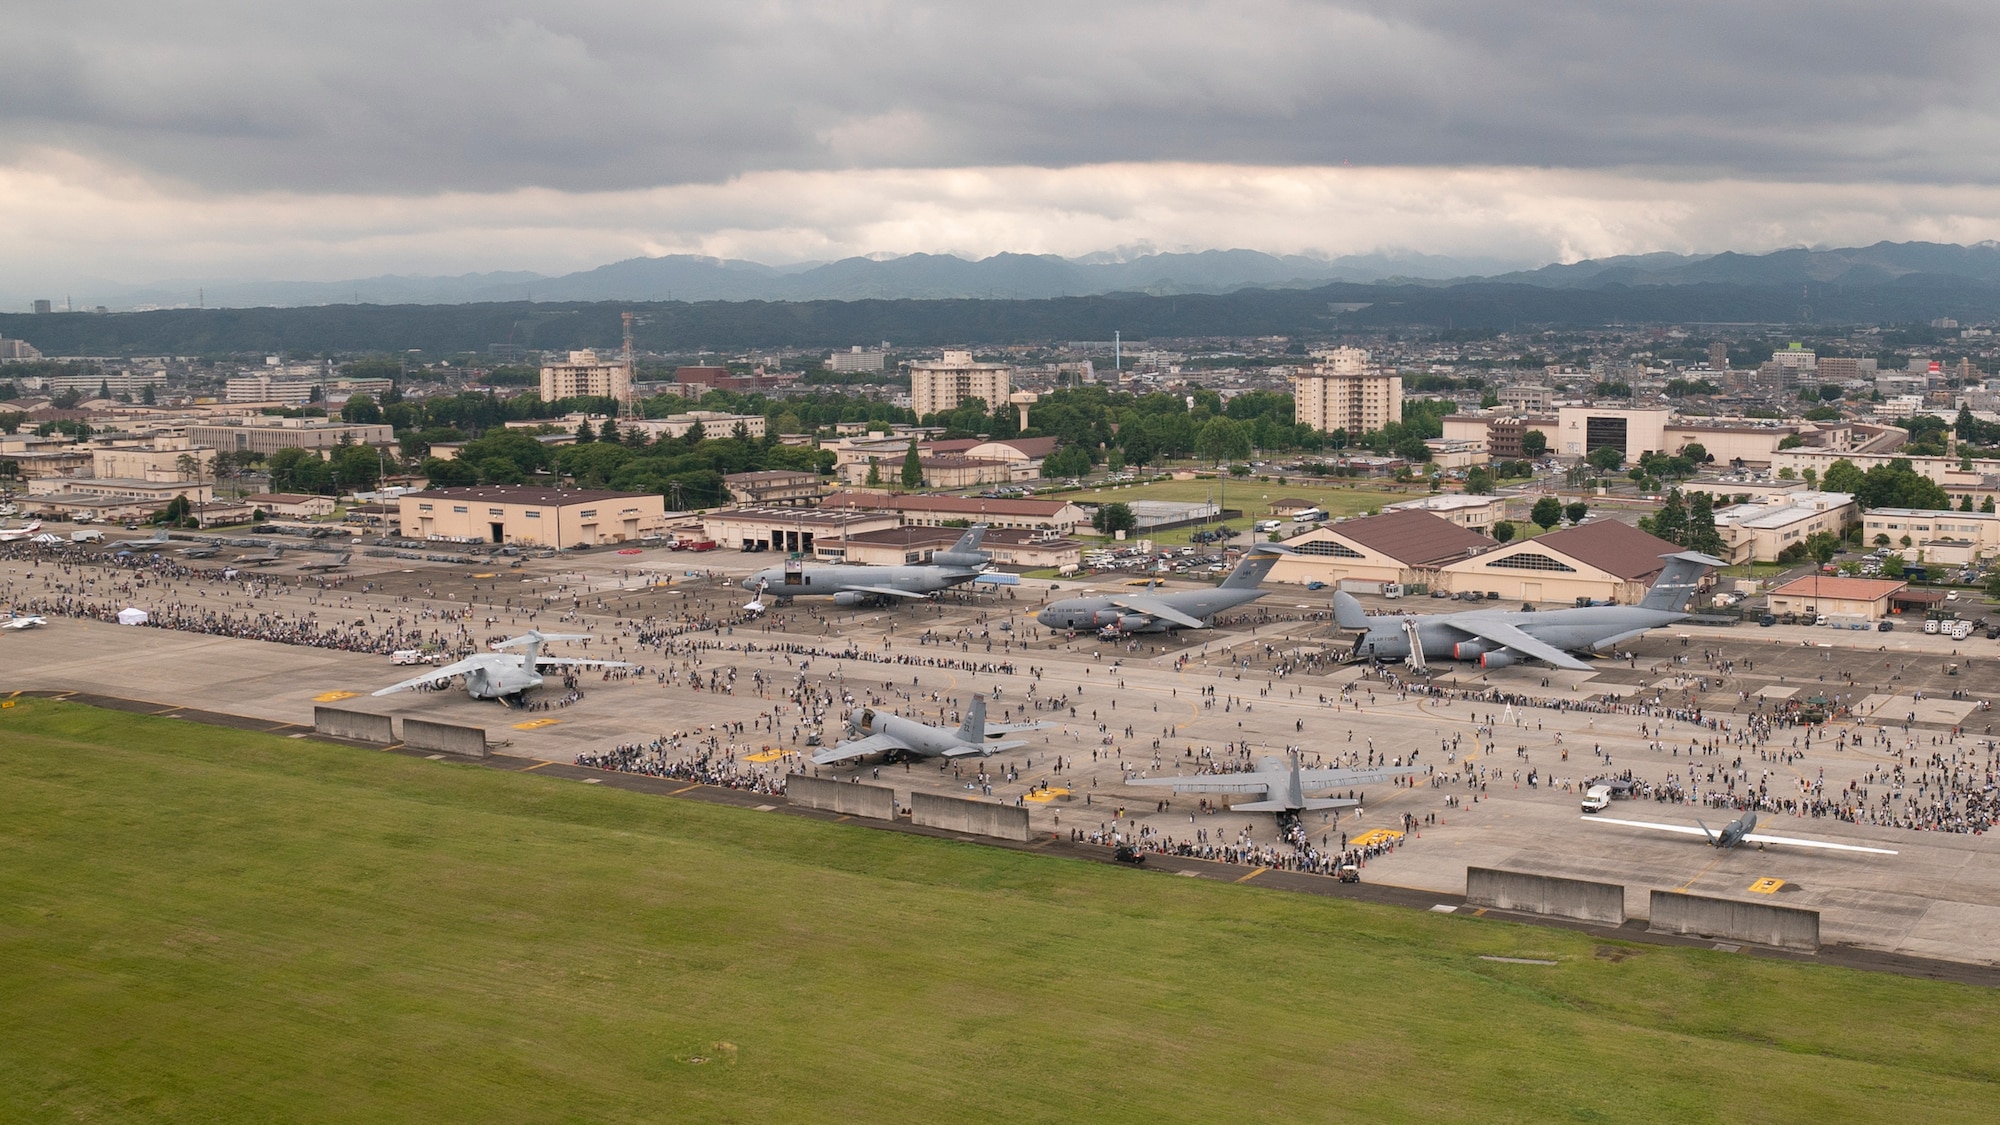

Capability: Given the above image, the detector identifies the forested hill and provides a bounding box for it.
[7,276,2000,357]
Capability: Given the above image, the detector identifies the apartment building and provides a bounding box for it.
[908,350,1012,418]
[1291,347,1402,436]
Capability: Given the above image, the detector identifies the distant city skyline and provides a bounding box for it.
[4,3,2000,291]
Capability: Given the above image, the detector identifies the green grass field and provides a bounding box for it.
[1060,478,1412,545]
[6,700,2000,1123]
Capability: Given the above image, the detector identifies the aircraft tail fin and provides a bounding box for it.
[1220,546,1288,590]
[1640,551,1725,612]
[1332,590,1370,629]
[1697,819,1718,846]
[958,695,988,742]
[931,524,991,568]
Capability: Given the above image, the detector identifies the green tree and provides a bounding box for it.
[1983,496,1995,514]
[901,440,923,489]
[141,384,155,406]
[1652,488,1689,545]
[1821,458,1864,495]
[1491,520,1516,543]
[1882,553,1906,578]
[865,459,882,487]
[341,394,382,425]
[1091,502,1137,535]
[1463,466,1495,495]
[1564,501,1588,524]
[603,418,622,443]
[574,420,595,444]
[1587,445,1624,473]
[1530,497,1563,531]
[1197,417,1251,464]
[1520,430,1548,458]
[0,410,25,435]
[1684,492,1726,557]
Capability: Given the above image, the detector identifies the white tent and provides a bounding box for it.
[116,607,149,626]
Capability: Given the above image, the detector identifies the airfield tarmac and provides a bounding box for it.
[6,541,2000,967]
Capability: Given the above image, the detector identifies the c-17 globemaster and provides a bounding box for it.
[811,695,1051,765]
[1036,544,1292,634]
[1335,550,1724,671]
[743,524,1007,611]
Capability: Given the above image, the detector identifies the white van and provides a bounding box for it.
[1255,520,1283,533]
[70,528,104,543]
[1580,785,1612,813]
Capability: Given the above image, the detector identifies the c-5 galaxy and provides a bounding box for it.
[1334,551,1723,671]
[744,524,1003,610]
[1036,544,1291,634]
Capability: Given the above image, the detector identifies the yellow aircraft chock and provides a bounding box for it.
[1748,878,1786,895]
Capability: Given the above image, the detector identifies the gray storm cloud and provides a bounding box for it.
[2,1,1995,194]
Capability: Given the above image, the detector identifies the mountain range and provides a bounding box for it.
[25,240,2000,313]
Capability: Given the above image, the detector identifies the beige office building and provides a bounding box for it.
[540,350,633,407]
[187,419,394,456]
[1292,348,1402,436]
[909,350,1012,419]
[399,486,665,546]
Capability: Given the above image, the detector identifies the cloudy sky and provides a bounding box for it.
[5,0,2000,291]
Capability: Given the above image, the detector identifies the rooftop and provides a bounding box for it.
[822,491,1077,517]
[1714,492,1856,531]
[1315,509,1494,566]
[1769,575,1908,600]
[407,486,653,506]
[1526,520,1682,581]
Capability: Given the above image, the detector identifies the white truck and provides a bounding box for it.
[70,528,104,543]
[1580,785,1612,814]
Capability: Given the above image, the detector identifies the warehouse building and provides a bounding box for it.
[1437,520,1684,606]
[1268,510,1496,590]
[398,486,666,546]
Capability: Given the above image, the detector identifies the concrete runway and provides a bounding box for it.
[6,541,2000,970]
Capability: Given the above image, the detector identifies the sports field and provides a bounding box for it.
[6,700,2000,1123]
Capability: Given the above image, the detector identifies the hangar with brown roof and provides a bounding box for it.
[1267,509,1497,590]
[1438,519,1685,605]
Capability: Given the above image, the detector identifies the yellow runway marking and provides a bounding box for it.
[1748,878,1786,895]
[1235,867,1267,883]
[1022,787,1072,803]
[1346,828,1404,848]
[313,690,359,702]
[511,718,561,730]
[743,748,788,763]
[1678,853,1727,891]
[669,783,702,795]
[517,760,555,771]
[471,572,497,579]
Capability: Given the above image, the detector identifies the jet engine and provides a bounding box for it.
[1478,650,1516,669]
[1451,640,1491,661]
[1090,609,1124,627]
[1117,614,1151,632]
[931,550,987,568]
[833,591,870,606]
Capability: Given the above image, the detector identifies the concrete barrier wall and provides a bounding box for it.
[786,774,897,821]
[910,791,1030,842]
[313,706,395,743]
[1466,867,1626,926]
[1648,890,1820,951]
[401,718,488,758]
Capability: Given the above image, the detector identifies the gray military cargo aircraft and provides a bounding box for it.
[1127,749,1417,813]
[1036,544,1291,634]
[1587,811,1897,854]
[371,630,630,705]
[1334,550,1724,671]
[743,524,1002,610]
[811,695,1051,765]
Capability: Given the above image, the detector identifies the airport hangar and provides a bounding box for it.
[396,485,668,547]
[1270,510,1688,605]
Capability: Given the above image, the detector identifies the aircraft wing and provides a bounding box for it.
[1450,616,1592,670]
[1741,832,1898,855]
[811,733,908,764]
[984,720,1054,735]
[842,584,932,600]
[1127,773,1273,792]
[372,656,490,696]
[943,739,1025,758]
[1106,594,1208,630]
[0,617,46,629]
[1587,816,1714,838]
[534,657,634,669]
[1296,765,1419,786]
